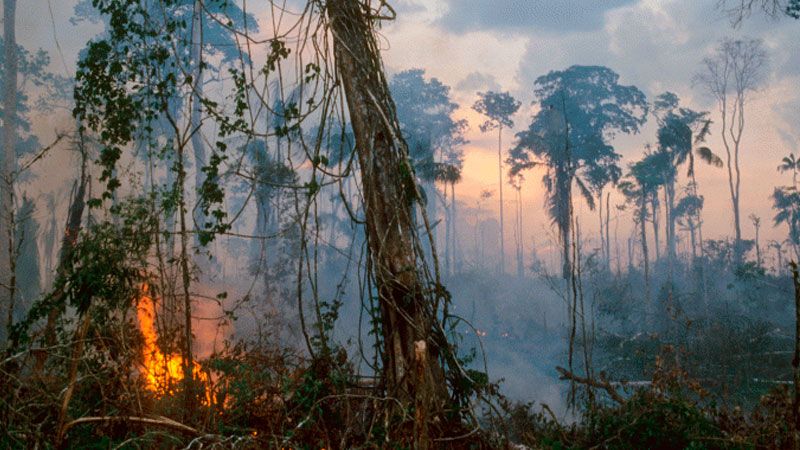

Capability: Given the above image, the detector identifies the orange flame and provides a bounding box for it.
[137,284,210,404]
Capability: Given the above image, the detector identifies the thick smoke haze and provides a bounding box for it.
[2,1,800,446]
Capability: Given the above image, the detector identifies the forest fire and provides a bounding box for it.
[136,285,210,403]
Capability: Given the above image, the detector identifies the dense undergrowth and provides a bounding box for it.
[3,218,799,448]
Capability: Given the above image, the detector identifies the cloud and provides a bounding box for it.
[455,71,502,94]
[775,97,800,139]
[436,0,637,34]
[389,0,428,15]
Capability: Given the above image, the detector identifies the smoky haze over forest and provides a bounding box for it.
[1,0,800,448]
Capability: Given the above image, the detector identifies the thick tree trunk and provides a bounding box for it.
[326,0,448,439]
[1,0,18,344]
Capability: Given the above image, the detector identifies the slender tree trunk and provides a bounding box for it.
[453,186,459,268]
[640,199,650,306]
[55,310,92,446]
[1,0,18,345]
[791,262,800,434]
[254,186,270,289]
[444,183,450,276]
[498,125,505,275]
[561,182,573,280]
[327,0,448,440]
[733,191,742,261]
[666,180,676,264]
[605,192,611,270]
[190,0,207,247]
[721,93,746,264]
[779,246,786,277]
[733,96,745,264]
[175,137,196,416]
[516,186,524,277]
[44,198,56,287]
[598,190,604,266]
[755,224,761,267]
[424,180,438,261]
[627,236,634,272]
[689,173,706,259]
[651,197,660,262]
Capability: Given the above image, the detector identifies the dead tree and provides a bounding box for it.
[326,0,448,440]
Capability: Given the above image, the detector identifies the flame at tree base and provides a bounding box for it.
[137,285,210,404]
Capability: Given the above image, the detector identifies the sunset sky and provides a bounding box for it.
[376,0,800,263]
[12,0,800,268]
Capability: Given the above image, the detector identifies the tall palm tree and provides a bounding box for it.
[772,186,800,261]
[771,153,800,263]
[654,93,722,264]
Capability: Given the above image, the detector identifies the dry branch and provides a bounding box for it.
[556,366,625,405]
[60,415,200,438]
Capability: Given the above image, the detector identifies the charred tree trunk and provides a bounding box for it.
[326,0,448,440]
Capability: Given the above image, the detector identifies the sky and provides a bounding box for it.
[374,0,800,264]
[8,0,800,269]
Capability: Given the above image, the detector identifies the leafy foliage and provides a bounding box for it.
[473,90,521,131]
[509,65,647,239]
[390,69,467,182]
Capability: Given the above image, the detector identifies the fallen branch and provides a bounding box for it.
[556,366,625,405]
[60,415,200,439]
